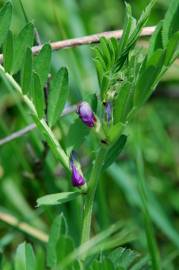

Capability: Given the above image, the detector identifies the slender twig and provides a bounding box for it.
[0,212,48,242]
[0,26,155,63]
[32,26,155,53]
[0,105,77,146]
[0,65,69,170]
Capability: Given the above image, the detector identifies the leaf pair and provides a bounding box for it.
[20,43,51,118]
[21,43,69,121]
[47,214,81,269]
[32,63,69,122]
[15,242,36,270]
[3,23,34,74]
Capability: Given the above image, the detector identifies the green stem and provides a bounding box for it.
[81,147,107,246]
[0,64,69,171]
[136,147,161,270]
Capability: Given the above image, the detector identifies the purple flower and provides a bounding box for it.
[70,151,86,188]
[77,102,96,128]
[105,101,112,125]
[71,164,85,187]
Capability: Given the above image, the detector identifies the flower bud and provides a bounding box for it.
[71,164,85,187]
[105,101,112,125]
[70,151,87,192]
[77,102,96,128]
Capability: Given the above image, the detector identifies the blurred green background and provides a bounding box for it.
[0,0,179,268]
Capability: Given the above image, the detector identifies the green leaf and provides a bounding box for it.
[90,259,114,270]
[93,46,107,70]
[127,0,157,51]
[47,214,68,267]
[47,67,69,127]
[21,47,32,95]
[130,256,149,270]
[103,135,127,169]
[56,236,74,264]
[109,247,140,269]
[12,23,34,74]
[37,191,81,206]
[32,72,45,118]
[101,75,110,99]
[104,122,124,143]
[3,30,13,73]
[65,118,89,153]
[118,3,133,54]
[134,49,165,107]
[148,21,163,58]
[60,221,128,267]
[94,58,104,88]
[164,31,179,66]
[0,2,12,47]
[99,37,112,66]
[33,43,52,87]
[113,82,133,124]
[15,243,36,270]
[162,0,179,47]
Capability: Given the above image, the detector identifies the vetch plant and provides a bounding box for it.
[70,151,87,191]
[0,0,179,269]
[77,102,97,128]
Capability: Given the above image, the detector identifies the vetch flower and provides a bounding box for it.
[71,164,85,187]
[77,102,96,127]
[105,101,112,125]
[70,151,87,192]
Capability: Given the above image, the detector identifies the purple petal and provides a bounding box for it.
[71,164,85,187]
[77,102,96,128]
[105,102,112,124]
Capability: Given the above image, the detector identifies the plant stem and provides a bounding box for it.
[0,64,69,171]
[81,147,107,246]
[136,147,161,270]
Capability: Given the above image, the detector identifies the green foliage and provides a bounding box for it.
[109,247,140,269]
[147,22,163,58]
[0,0,179,269]
[103,135,127,169]
[32,72,45,119]
[94,0,157,102]
[48,67,69,127]
[3,30,13,73]
[89,258,114,270]
[162,0,179,47]
[113,82,132,124]
[12,23,34,74]
[0,2,12,47]
[37,191,81,206]
[65,118,89,152]
[21,47,33,95]
[134,49,166,106]
[33,43,52,87]
[14,243,36,270]
[47,214,68,267]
